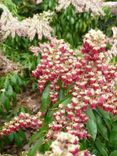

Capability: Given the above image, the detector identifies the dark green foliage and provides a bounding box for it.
[83,107,117,156]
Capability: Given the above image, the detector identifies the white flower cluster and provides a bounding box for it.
[108,27,117,59]
[37,132,95,156]
[84,29,107,50]
[31,0,42,4]
[30,37,72,56]
[0,4,53,40]
[56,0,105,16]
[35,0,43,4]
[50,132,79,156]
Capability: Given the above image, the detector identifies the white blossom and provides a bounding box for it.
[108,27,117,59]
[56,0,105,16]
[0,4,53,40]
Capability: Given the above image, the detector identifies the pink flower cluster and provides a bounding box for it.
[47,104,89,140]
[0,112,43,137]
[80,29,117,114]
[31,30,117,154]
[82,29,106,61]
[32,30,117,114]
[32,38,79,103]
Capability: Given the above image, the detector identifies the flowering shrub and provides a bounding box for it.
[0,1,117,156]
[0,4,53,40]
[56,0,105,16]
[32,29,117,114]
[28,29,117,155]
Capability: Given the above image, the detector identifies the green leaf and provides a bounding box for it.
[48,0,53,8]
[96,114,108,141]
[110,123,117,147]
[110,150,117,156]
[97,108,112,131]
[16,75,23,86]
[8,133,15,142]
[18,130,26,140]
[0,105,3,113]
[86,118,97,140]
[4,78,10,89]
[0,93,10,111]
[32,83,38,91]
[37,54,41,64]
[45,109,53,124]
[10,74,17,85]
[86,106,97,140]
[6,85,14,97]
[29,125,47,144]
[86,106,96,121]
[28,138,44,156]
[98,108,111,120]
[41,84,50,112]
[39,141,51,153]
[4,97,10,111]
[52,96,72,109]
[59,89,64,100]
[95,139,108,156]
[14,133,23,147]
[70,17,75,24]
[75,22,79,30]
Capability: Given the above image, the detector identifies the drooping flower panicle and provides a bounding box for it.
[32,38,79,103]
[107,27,117,59]
[0,112,43,137]
[31,30,117,143]
[32,30,117,115]
[37,132,95,156]
[56,0,105,16]
[0,4,53,40]
[47,104,89,140]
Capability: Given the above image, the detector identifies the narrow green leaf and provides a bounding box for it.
[86,118,97,140]
[6,85,14,97]
[0,93,10,111]
[29,125,47,144]
[18,130,26,140]
[59,89,64,100]
[96,114,108,141]
[98,108,111,120]
[41,84,50,112]
[97,108,112,131]
[8,133,15,142]
[110,150,117,156]
[16,75,23,86]
[95,139,108,156]
[110,123,117,147]
[52,96,72,109]
[28,138,44,156]
[14,133,23,147]
[86,106,96,121]
[10,74,17,85]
